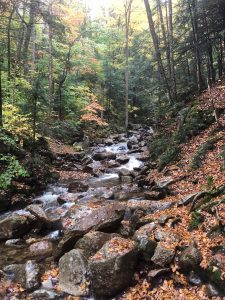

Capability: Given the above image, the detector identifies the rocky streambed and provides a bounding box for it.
[0,125,224,299]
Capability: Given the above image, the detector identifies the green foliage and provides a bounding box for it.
[158,143,181,172]
[0,129,17,148]
[149,134,171,161]
[0,155,28,190]
[191,138,219,170]
[188,212,204,231]
[175,107,215,144]
[3,104,33,142]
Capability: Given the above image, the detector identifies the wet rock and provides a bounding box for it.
[179,242,202,270]
[26,204,50,227]
[3,264,26,286]
[89,237,138,298]
[25,260,41,291]
[151,244,176,267]
[0,191,11,212]
[107,160,120,168]
[119,168,132,177]
[75,231,119,259]
[121,176,133,184]
[31,289,62,299]
[29,240,53,257]
[116,155,130,165]
[133,223,157,261]
[55,203,125,259]
[68,181,89,193]
[59,249,89,297]
[105,138,114,145]
[93,152,116,161]
[188,271,202,286]
[0,215,30,240]
[148,268,171,278]
[205,284,220,298]
[5,239,26,249]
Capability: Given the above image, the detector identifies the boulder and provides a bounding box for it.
[154,229,181,243]
[25,260,41,291]
[3,261,41,291]
[0,215,30,240]
[93,152,116,161]
[151,244,176,267]
[55,203,125,259]
[5,239,26,249]
[148,268,171,279]
[205,284,220,298]
[26,204,51,227]
[0,190,11,212]
[105,138,114,145]
[128,200,175,214]
[89,237,138,298]
[75,231,119,259]
[59,249,89,297]
[116,156,130,165]
[29,241,53,257]
[179,242,202,270]
[119,168,132,177]
[144,190,165,200]
[188,271,202,286]
[121,176,133,184]
[133,223,157,261]
[68,181,89,193]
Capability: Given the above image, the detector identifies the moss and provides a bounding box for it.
[191,138,219,170]
[206,266,225,293]
[188,212,204,231]
[158,144,180,171]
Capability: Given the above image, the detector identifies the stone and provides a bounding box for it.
[158,215,174,225]
[3,264,26,286]
[119,168,132,177]
[59,249,89,297]
[205,284,220,298]
[25,260,41,291]
[26,204,50,227]
[128,200,175,214]
[29,241,53,257]
[151,244,176,267]
[133,223,157,261]
[89,237,138,298]
[144,190,165,200]
[75,231,118,259]
[68,181,89,193]
[179,242,202,270]
[55,203,125,259]
[188,271,202,286]
[0,191,11,212]
[105,138,114,145]
[116,156,130,165]
[5,239,25,249]
[93,152,116,161]
[154,229,181,243]
[121,176,133,184]
[0,215,30,240]
[31,289,61,299]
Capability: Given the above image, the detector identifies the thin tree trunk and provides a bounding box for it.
[48,0,54,111]
[0,61,3,127]
[188,0,203,92]
[168,0,177,101]
[144,0,172,103]
[7,6,15,83]
[124,0,133,131]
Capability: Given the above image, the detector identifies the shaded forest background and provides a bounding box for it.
[0,0,225,143]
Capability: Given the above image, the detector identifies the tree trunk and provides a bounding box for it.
[168,0,177,101]
[124,0,133,131]
[188,0,203,92]
[0,61,3,127]
[48,0,54,111]
[144,0,172,104]
[7,6,15,84]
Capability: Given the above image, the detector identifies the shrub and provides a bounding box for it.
[188,212,204,231]
[191,138,219,170]
[0,155,28,189]
[158,143,180,172]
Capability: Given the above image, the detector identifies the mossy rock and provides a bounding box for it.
[188,212,204,231]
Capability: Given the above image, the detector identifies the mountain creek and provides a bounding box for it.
[0,125,224,299]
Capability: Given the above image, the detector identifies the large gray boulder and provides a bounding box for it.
[26,204,51,227]
[55,203,125,259]
[75,231,119,258]
[59,249,89,297]
[93,152,116,161]
[151,244,176,267]
[133,223,157,261]
[89,237,138,298]
[29,241,53,258]
[0,215,30,240]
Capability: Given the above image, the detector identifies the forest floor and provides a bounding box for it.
[121,79,225,299]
